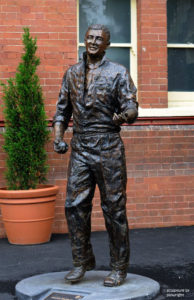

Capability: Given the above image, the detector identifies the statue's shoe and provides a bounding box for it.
[104,270,127,287]
[65,261,95,283]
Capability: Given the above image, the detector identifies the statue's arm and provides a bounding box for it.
[113,69,138,125]
[53,71,72,154]
[53,122,68,154]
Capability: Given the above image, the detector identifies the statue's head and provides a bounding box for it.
[84,24,111,57]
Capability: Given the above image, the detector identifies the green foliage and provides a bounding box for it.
[1,28,50,190]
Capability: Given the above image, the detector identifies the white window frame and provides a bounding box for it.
[77,0,138,87]
[167,43,194,108]
[140,8,194,118]
[139,42,194,118]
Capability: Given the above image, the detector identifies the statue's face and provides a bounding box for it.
[85,29,109,57]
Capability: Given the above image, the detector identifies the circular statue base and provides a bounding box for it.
[16,271,160,300]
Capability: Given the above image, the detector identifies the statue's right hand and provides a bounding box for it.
[54,140,68,154]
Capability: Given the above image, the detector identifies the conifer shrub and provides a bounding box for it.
[1,28,50,190]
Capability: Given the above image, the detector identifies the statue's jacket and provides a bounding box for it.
[53,52,138,134]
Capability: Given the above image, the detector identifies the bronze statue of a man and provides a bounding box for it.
[53,24,138,287]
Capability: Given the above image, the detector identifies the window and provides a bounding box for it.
[167,0,194,107]
[78,0,137,86]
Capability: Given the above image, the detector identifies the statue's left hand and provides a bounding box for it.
[113,109,138,125]
[123,109,138,124]
[113,112,125,125]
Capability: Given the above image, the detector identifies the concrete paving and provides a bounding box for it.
[0,226,194,300]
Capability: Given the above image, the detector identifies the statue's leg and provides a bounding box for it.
[94,133,129,279]
[65,147,96,270]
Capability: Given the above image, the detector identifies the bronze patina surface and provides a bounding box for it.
[53,24,138,286]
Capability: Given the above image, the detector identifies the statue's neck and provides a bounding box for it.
[86,53,104,67]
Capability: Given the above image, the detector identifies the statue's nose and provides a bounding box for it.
[91,37,97,44]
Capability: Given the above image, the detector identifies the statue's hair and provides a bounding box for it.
[86,24,111,43]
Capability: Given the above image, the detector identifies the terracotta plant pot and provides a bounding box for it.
[0,185,59,245]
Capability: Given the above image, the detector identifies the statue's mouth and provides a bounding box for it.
[89,46,98,50]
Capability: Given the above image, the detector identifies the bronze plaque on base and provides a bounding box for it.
[44,292,84,300]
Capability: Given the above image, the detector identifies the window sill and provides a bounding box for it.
[139,105,194,117]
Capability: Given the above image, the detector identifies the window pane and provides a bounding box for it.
[167,0,194,43]
[106,47,130,70]
[168,49,194,91]
[79,47,130,70]
[79,0,131,43]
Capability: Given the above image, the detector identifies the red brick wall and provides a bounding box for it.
[137,0,168,108]
[1,0,194,238]
[2,124,193,238]
[0,0,77,120]
[0,0,169,113]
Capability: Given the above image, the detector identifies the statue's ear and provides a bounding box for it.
[106,41,111,49]
[84,32,88,46]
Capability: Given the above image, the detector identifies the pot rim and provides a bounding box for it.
[0,184,59,199]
